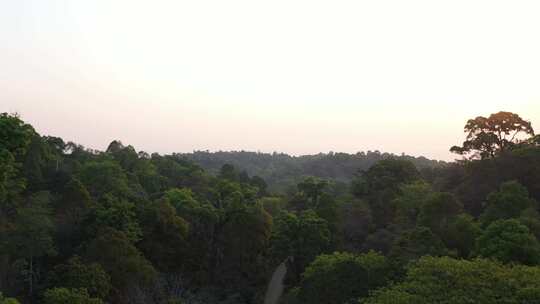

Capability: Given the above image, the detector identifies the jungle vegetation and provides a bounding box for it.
[1,111,540,304]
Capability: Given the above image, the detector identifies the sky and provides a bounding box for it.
[1,1,539,161]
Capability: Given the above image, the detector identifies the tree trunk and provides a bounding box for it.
[0,254,8,292]
[29,256,33,300]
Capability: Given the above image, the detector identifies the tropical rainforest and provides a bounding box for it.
[1,111,540,304]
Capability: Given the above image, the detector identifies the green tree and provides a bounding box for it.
[78,161,131,199]
[352,159,420,227]
[362,229,396,255]
[219,164,240,182]
[133,156,163,195]
[250,175,268,196]
[43,288,103,304]
[390,226,449,263]
[480,181,536,226]
[418,192,462,237]
[138,198,189,271]
[340,200,373,252]
[5,192,56,295]
[106,140,139,172]
[362,256,540,304]
[314,193,339,239]
[393,181,433,229]
[475,219,540,265]
[451,111,535,159]
[54,178,93,257]
[444,214,481,258]
[165,188,219,284]
[85,228,157,289]
[0,113,36,212]
[297,177,328,206]
[0,151,24,212]
[0,293,19,304]
[215,179,245,209]
[0,113,36,158]
[22,135,56,191]
[260,196,287,217]
[519,207,540,240]
[165,188,200,213]
[48,256,111,299]
[150,154,209,191]
[297,251,391,304]
[352,159,420,198]
[271,210,331,279]
[89,194,142,243]
[216,202,272,293]
[165,187,219,236]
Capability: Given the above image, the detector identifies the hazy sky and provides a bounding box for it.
[2,1,539,161]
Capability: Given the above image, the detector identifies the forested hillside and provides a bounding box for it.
[181,151,445,193]
[1,111,540,304]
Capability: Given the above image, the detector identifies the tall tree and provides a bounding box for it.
[418,192,462,237]
[0,113,36,213]
[215,202,272,297]
[480,180,537,226]
[271,210,331,281]
[444,214,481,258]
[48,256,111,300]
[475,219,540,265]
[393,181,433,229]
[138,198,189,272]
[5,192,56,296]
[362,256,540,304]
[451,111,534,159]
[297,251,391,304]
[88,194,142,243]
[0,151,24,213]
[54,178,93,257]
[390,226,449,264]
[0,113,36,159]
[78,161,131,200]
[352,159,420,227]
[297,177,328,206]
[85,228,156,292]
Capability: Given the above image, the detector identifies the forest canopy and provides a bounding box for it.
[1,111,540,304]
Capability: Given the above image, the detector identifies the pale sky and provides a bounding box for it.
[1,1,539,161]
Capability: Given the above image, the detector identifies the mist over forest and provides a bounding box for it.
[181,150,445,193]
[2,111,540,304]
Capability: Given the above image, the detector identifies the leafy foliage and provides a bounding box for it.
[352,159,421,227]
[451,111,534,159]
[48,256,111,299]
[296,251,391,304]
[475,219,540,265]
[480,180,537,226]
[0,293,20,304]
[43,288,103,304]
[1,112,540,304]
[362,256,540,304]
[85,228,157,289]
[271,210,331,280]
[182,150,443,193]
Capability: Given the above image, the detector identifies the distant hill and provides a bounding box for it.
[179,150,447,193]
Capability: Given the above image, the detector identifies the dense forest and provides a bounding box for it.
[180,151,445,193]
[1,111,540,304]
